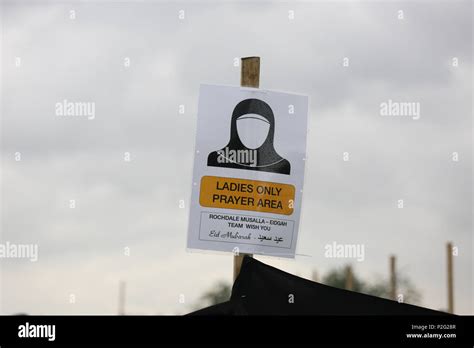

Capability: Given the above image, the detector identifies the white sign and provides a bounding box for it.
[187,84,308,258]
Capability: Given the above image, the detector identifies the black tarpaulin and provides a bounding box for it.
[190,256,445,315]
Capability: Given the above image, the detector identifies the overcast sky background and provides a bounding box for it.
[1,0,472,314]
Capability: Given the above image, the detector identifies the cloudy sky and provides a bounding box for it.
[1,0,472,314]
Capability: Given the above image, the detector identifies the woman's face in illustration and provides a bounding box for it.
[236,114,270,149]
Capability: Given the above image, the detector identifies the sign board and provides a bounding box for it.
[187,84,308,258]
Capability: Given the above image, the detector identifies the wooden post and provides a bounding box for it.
[389,255,396,301]
[345,265,353,290]
[240,56,260,88]
[447,242,454,313]
[232,56,260,282]
[118,280,126,315]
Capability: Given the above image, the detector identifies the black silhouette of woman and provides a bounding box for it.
[207,98,290,175]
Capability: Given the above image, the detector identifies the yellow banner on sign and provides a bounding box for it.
[199,176,295,215]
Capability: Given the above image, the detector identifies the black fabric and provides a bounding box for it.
[188,299,246,315]
[190,256,446,316]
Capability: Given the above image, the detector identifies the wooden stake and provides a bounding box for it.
[390,255,396,301]
[118,280,126,315]
[345,265,353,290]
[240,56,260,88]
[232,56,260,282]
[447,242,454,313]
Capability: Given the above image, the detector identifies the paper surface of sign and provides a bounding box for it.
[187,84,308,258]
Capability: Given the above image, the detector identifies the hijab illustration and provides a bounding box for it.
[207,98,291,175]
